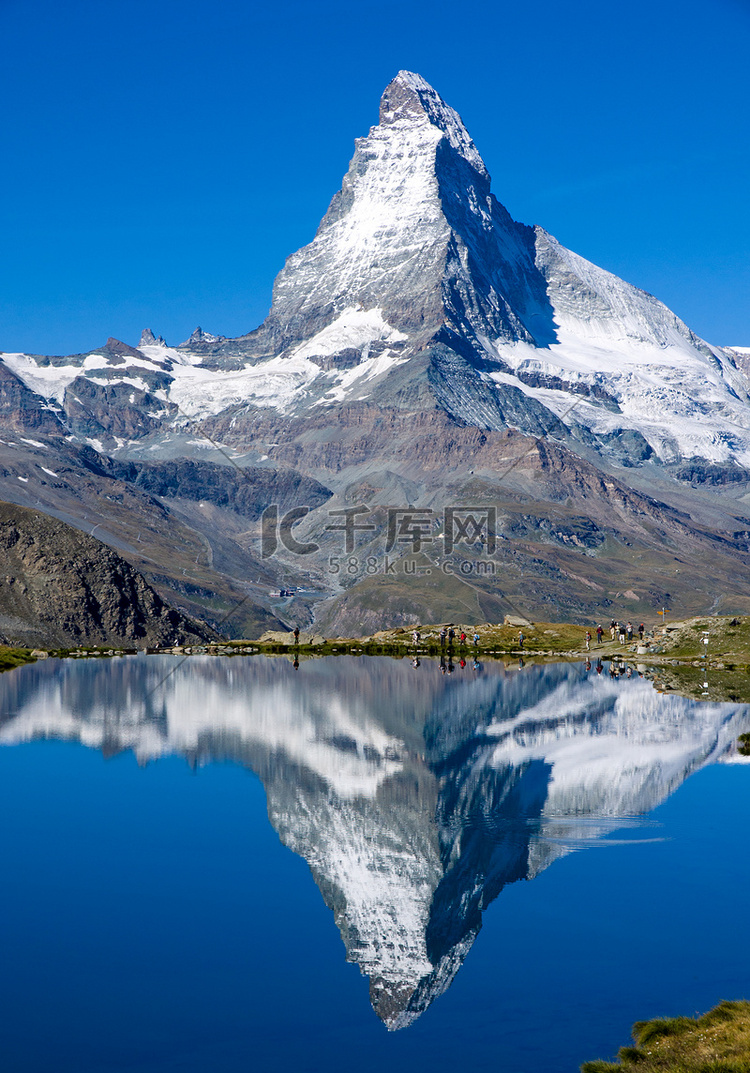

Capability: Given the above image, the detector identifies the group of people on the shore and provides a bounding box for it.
[585,620,646,649]
[287,616,650,674]
[412,626,527,650]
[428,627,483,648]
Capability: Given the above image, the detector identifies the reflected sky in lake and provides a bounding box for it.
[0,654,749,1070]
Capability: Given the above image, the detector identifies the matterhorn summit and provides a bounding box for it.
[254,69,550,356]
[5,70,749,466]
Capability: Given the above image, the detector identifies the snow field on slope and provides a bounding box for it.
[489,332,750,464]
[289,307,407,360]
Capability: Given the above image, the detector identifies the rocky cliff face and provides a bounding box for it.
[0,501,216,647]
[0,362,63,435]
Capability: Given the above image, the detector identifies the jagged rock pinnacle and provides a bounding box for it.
[139,328,167,348]
[181,326,224,347]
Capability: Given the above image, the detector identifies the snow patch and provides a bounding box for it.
[319,350,409,404]
[169,354,322,418]
[289,306,406,361]
[2,354,83,404]
[489,330,750,465]
[88,375,150,393]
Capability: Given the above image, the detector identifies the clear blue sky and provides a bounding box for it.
[1,0,748,355]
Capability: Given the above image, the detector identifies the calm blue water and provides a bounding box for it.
[0,654,748,1073]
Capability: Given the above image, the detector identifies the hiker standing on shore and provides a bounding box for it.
[518,631,525,650]
[596,624,603,644]
[626,622,634,641]
[585,630,591,651]
[610,621,617,641]
[638,623,645,641]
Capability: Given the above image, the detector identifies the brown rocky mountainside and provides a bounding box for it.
[0,501,217,647]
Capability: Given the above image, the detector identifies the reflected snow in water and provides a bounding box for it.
[0,653,748,1070]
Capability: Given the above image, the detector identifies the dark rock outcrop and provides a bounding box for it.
[0,501,217,647]
[0,363,64,435]
[79,450,333,520]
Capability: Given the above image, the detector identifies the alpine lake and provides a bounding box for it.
[1,649,748,1073]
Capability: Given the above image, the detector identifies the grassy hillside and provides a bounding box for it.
[655,616,750,662]
[581,1000,750,1072]
[0,646,35,672]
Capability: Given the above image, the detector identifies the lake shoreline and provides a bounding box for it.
[6,616,750,707]
[6,613,750,668]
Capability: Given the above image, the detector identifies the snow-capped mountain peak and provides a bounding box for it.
[379,70,489,181]
[3,72,750,476]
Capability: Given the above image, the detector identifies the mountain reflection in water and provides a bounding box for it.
[1,654,748,1029]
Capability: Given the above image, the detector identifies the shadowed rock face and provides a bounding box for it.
[1,654,748,1027]
[0,501,216,647]
[0,363,62,435]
